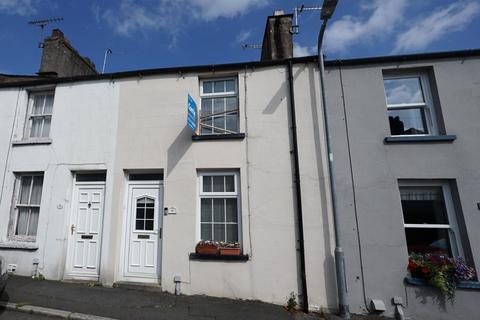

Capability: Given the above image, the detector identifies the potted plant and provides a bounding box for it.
[407,253,476,301]
[219,241,241,256]
[195,240,219,255]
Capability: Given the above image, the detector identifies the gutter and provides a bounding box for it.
[286,60,309,312]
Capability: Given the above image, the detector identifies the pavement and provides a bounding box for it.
[0,275,320,320]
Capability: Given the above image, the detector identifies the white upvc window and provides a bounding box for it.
[25,91,54,139]
[199,78,239,135]
[399,181,464,258]
[11,173,44,240]
[383,74,438,136]
[198,171,240,242]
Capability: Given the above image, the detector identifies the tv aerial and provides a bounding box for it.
[291,5,322,34]
[241,44,261,50]
[28,17,64,48]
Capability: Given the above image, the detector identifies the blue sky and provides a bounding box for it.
[0,0,479,75]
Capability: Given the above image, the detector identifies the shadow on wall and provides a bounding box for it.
[0,289,9,316]
[167,127,192,176]
[307,64,337,309]
[263,70,288,115]
[410,285,447,312]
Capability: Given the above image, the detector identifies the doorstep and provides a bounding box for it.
[113,281,162,292]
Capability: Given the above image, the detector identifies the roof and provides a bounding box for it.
[0,48,479,89]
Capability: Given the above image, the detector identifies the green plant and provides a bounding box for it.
[408,253,475,301]
[32,273,45,281]
[286,291,297,311]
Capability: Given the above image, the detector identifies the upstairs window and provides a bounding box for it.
[200,78,239,135]
[26,91,54,139]
[383,74,438,136]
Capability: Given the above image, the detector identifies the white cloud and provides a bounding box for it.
[324,0,407,53]
[102,0,269,38]
[235,30,251,44]
[393,1,480,53]
[0,0,36,15]
[293,42,316,57]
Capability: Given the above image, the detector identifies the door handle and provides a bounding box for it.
[159,228,162,239]
[70,224,76,235]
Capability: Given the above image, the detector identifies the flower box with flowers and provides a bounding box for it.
[408,253,476,301]
[195,240,219,255]
[218,241,241,256]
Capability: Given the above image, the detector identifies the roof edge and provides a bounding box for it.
[1,48,479,89]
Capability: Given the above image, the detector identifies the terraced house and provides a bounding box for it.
[1,13,479,320]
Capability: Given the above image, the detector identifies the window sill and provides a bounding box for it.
[192,133,245,141]
[189,253,249,262]
[384,135,456,144]
[405,277,480,290]
[0,241,38,251]
[12,139,52,146]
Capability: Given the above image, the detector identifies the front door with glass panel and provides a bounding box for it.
[125,184,162,279]
[66,184,105,279]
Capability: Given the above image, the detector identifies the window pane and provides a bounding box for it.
[213,224,225,241]
[145,208,154,220]
[16,207,29,235]
[213,198,225,222]
[145,220,154,231]
[384,78,424,104]
[226,114,238,132]
[213,98,224,114]
[44,94,54,114]
[201,198,212,222]
[203,176,212,192]
[30,117,43,138]
[27,208,39,236]
[212,176,224,192]
[201,223,212,240]
[214,81,224,93]
[41,117,51,137]
[213,116,225,132]
[201,118,213,134]
[225,175,235,192]
[19,176,32,204]
[225,97,237,111]
[226,224,238,242]
[136,220,144,230]
[405,227,452,256]
[226,198,237,222]
[203,81,213,94]
[401,187,449,224]
[136,208,144,219]
[30,176,43,205]
[225,80,235,92]
[137,197,147,205]
[388,108,428,135]
[201,98,213,116]
[32,96,44,115]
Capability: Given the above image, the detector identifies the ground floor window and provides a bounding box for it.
[11,173,44,240]
[399,181,464,257]
[198,171,240,242]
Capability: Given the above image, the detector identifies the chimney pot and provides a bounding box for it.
[51,29,64,38]
[273,10,285,16]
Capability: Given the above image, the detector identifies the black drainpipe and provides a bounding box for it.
[287,59,308,312]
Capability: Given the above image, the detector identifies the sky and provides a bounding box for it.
[0,0,479,75]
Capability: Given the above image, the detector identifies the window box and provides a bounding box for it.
[219,247,241,256]
[195,241,219,255]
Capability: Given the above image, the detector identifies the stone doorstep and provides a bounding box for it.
[112,281,163,292]
[0,301,117,320]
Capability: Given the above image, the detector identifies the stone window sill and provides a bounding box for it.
[189,253,249,262]
[12,139,52,146]
[405,277,480,290]
[0,241,38,251]
[384,135,456,144]
[192,133,245,141]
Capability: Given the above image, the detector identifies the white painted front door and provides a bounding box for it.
[125,184,162,279]
[67,185,105,279]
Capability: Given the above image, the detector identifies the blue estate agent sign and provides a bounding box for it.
[187,94,198,133]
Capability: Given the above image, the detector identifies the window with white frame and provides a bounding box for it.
[26,91,54,139]
[383,74,438,136]
[199,172,240,242]
[399,181,464,258]
[200,78,239,135]
[12,173,44,238]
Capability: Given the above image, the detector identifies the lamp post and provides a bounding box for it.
[318,1,350,319]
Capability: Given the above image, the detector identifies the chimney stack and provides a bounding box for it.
[38,29,97,77]
[260,11,293,61]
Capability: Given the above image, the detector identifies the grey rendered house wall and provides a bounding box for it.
[323,56,480,319]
